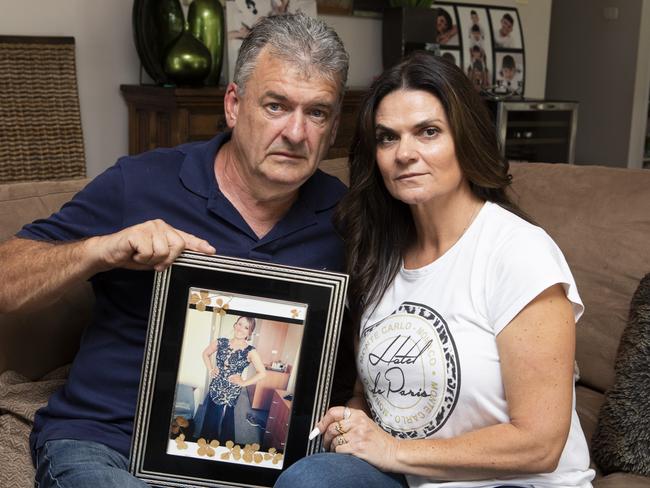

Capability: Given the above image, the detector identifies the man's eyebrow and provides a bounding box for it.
[262,91,336,109]
[262,91,289,102]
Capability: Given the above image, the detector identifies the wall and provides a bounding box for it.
[1,0,551,177]
[629,0,650,168]
[546,0,650,167]
[0,0,139,178]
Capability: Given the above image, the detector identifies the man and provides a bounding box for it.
[495,13,515,48]
[0,12,349,488]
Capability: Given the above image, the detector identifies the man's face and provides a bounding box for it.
[225,48,341,198]
[500,18,513,36]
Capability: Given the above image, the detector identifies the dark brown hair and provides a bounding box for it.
[334,51,524,329]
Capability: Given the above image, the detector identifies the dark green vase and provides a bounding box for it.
[163,23,212,85]
[188,0,225,85]
[133,0,185,84]
[155,0,184,51]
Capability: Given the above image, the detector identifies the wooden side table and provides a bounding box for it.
[120,84,365,159]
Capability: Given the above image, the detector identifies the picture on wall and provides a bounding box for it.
[439,49,462,70]
[489,7,523,49]
[436,2,525,97]
[225,0,317,82]
[457,5,493,92]
[432,5,460,47]
[494,51,524,96]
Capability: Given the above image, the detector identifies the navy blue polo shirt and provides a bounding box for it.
[20,133,346,461]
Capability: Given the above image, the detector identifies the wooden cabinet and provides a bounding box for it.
[263,389,291,453]
[120,84,365,159]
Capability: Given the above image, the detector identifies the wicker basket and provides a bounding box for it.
[0,36,86,183]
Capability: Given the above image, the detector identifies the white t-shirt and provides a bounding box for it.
[357,202,594,488]
[495,31,514,48]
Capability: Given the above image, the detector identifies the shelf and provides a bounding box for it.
[506,138,568,145]
[507,121,570,128]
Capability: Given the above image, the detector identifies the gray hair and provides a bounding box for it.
[233,12,349,99]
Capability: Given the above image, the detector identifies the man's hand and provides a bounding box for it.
[87,219,216,272]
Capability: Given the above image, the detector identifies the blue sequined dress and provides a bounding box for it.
[208,337,254,407]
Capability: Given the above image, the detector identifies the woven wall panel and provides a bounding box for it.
[0,40,86,183]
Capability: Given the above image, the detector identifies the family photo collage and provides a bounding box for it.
[431,2,525,97]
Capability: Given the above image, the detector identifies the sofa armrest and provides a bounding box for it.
[0,282,93,380]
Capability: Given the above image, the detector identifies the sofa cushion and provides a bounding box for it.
[508,163,650,394]
[575,384,604,448]
[0,177,89,241]
[591,273,650,476]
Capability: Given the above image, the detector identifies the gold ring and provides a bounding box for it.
[343,407,351,420]
[336,435,348,446]
[335,421,346,435]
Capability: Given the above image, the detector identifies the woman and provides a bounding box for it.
[275,53,594,488]
[200,316,266,443]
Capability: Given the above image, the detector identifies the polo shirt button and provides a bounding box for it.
[248,251,272,261]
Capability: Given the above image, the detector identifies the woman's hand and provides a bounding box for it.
[315,406,399,472]
[209,367,220,378]
[228,374,245,386]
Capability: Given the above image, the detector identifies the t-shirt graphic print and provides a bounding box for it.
[358,301,460,439]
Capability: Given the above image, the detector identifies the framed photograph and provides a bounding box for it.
[489,7,523,50]
[494,51,525,96]
[438,48,462,70]
[130,252,348,487]
[432,5,460,47]
[457,5,493,92]
[224,0,317,82]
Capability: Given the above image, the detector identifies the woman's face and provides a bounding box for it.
[436,15,448,33]
[233,318,251,340]
[374,89,465,207]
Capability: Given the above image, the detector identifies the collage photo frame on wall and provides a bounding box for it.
[433,2,525,97]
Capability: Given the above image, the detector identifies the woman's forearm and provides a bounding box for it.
[241,370,266,387]
[390,419,566,479]
[202,352,212,371]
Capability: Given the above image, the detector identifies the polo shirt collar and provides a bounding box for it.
[178,133,342,242]
[178,132,230,198]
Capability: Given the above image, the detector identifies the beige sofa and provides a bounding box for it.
[1,160,649,487]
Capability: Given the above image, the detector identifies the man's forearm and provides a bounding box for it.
[0,219,217,314]
[0,236,100,313]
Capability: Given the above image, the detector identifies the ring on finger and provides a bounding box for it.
[335,421,347,435]
[336,434,348,446]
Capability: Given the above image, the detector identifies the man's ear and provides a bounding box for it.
[223,82,241,129]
